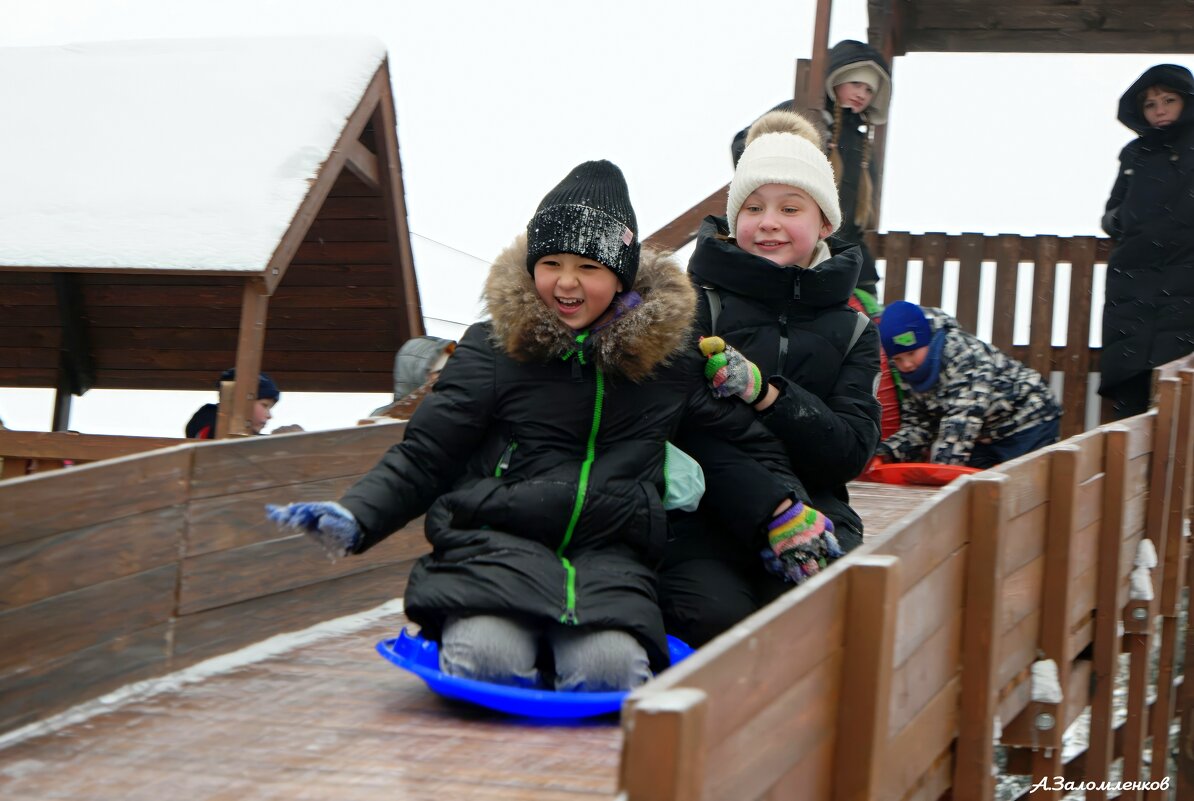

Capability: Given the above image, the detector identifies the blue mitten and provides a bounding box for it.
[266,501,362,561]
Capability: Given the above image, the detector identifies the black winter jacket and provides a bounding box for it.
[338,239,803,671]
[1100,64,1194,394]
[682,216,882,548]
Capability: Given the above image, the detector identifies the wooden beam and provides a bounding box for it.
[262,61,387,294]
[372,58,425,342]
[227,279,270,437]
[953,473,1006,800]
[52,273,96,430]
[832,555,899,801]
[643,184,727,253]
[618,688,708,801]
[1085,426,1127,799]
[341,139,380,192]
[807,0,833,118]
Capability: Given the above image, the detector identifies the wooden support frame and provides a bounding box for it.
[618,688,708,801]
[371,58,425,343]
[953,472,1007,800]
[227,279,270,437]
[1151,369,1193,797]
[643,184,727,252]
[261,61,395,295]
[1025,445,1080,797]
[832,554,900,801]
[342,139,380,191]
[1084,425,1130,800]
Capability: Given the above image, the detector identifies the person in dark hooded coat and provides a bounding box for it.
[1099,63,1194,418]
[729,40,892,298]
[267,161,838,692]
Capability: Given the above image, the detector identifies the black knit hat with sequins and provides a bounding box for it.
[525,160,640,288]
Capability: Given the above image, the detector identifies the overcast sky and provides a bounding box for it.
[1,0,1189,436]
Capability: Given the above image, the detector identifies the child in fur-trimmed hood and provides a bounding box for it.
[268,160,837,692]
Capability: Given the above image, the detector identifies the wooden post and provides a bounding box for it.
[618,688,708,801]
[1177,375,1194,797]
[1062,238,1096,438]
[1028,236,1059,381]
[372,58,425,343]
[51,374,72,432]
[955,233,983,335]
[1085,427,1129,800]
[919,232,947,308]
[1150,370,1193,798]
[953,473,1007,800]
[832,555,900,801]
[1028,445,1080,797]
[1122,378,1178,792]
[227,279,270,438]
[806,0,832,120]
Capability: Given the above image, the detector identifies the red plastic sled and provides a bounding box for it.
[862,462,981,487]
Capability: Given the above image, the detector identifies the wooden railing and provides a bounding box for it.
[872,232,1114,439]
[617,352,1194,800]
[0,430,184,478]
[0,423,421,734]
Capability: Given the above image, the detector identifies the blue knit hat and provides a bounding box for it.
[219,368,280,401]
[878,301,932,357]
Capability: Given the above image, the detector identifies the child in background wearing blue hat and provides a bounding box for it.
[267,160,836,692]
[873,301,1061,468]
[184,368,301,438]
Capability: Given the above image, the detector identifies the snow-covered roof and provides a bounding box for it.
[0,36,386,272]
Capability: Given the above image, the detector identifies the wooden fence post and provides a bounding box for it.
[1028,445,1081,798]
[1085,426,1130,800]
[619,688,708,801]
[833,555,901,801]
[954,473,1007,801]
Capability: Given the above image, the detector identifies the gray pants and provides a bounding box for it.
[440,614,652,692]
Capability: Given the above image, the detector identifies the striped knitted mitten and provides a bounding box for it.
[761,501,843,584]
[699,336,763,404]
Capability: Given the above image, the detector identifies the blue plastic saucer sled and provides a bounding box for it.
[376,629,694,719]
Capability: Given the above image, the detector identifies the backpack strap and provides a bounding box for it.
[701,285,721,335]
[705,284,867,353]
[846,309,869,355]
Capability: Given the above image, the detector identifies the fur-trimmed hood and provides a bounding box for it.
[483,235,697,382]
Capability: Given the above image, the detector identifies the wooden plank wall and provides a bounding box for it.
[617,355,1194,801]
[0,421,422,734]
[0,429,184,478]
[871,232,1111,437]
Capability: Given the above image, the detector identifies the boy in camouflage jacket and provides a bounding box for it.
[873,301,1060,468]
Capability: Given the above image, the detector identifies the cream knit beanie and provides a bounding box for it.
[726,110,842,234]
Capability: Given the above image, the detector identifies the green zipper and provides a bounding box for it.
[494,440,518,476]
[557,348,604,625]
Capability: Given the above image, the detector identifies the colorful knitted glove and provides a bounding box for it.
[761,501,843,585]
[699,336,763,404]
[266,501,362,561]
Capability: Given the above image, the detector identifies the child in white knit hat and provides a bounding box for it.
[660,109,882,648]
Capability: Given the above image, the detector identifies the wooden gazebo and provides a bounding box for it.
[0,37,423,436]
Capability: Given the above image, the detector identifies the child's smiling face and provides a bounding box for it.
[1142,86,1184,128]
[533,253,622,330]
[735,184,833,268]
